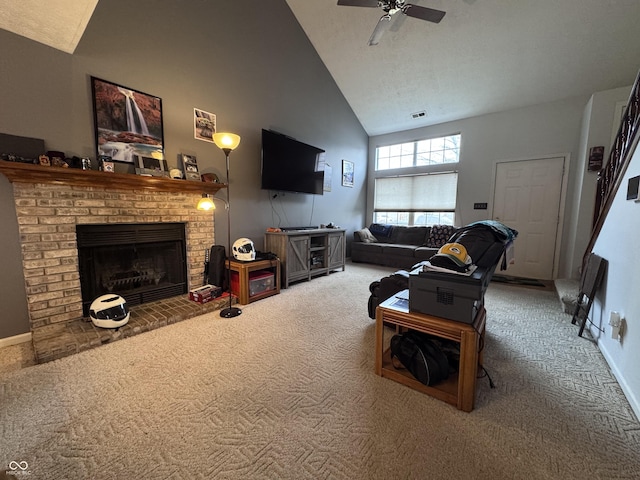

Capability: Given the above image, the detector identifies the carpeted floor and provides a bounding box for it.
[1,262,639,479]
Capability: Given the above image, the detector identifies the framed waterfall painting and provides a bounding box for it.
[91,76,165,164]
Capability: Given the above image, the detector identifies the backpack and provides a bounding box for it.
[207,245,227,290]
[390,331,451,386]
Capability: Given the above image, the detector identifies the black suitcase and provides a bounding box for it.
[408,265,495,324]
[207,245,227,291]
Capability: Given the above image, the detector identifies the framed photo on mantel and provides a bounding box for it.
[180,154,201,181]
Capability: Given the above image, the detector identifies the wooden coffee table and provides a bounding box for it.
[375,290,486,412]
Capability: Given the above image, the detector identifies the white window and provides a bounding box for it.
[373,134,460,226]
[376,134,460,171]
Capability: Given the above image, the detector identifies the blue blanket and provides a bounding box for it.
[369,223,394,238]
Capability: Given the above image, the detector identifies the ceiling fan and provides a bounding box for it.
[337,0,446,46]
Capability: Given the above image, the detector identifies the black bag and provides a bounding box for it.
[367,270,410,319]
[207,245,227,291]
[390,331,450,386]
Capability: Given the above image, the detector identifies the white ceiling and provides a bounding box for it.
[0,0,98,54]
[286,0,640,135]
[2,0,640,136]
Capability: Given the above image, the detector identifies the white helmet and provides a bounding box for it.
[232,238,256,261]
[89,294,130,328]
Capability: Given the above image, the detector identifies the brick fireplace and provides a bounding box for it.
[13,181,214,330]
[1,161,228,361]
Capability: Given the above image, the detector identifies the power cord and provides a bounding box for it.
[584,316,605,333]
[478,365,496,389]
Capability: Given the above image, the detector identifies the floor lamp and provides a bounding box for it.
[213,132,241,318]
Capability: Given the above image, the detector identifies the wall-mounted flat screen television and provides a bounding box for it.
[261,129,325,195]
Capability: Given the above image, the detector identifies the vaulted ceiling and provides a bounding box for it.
[0,0,98,55]
[2,0,640,136]
[286,0,640,135]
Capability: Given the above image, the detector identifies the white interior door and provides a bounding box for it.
[493,156,565,280]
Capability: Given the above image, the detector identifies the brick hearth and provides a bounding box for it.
[32,294,231,363]
[3,169,227,363]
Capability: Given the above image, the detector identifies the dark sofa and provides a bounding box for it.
[351,224,457,270]
[366,221,518,319]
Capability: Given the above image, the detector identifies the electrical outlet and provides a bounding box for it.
[609,311,622,341]
[609,311,621,327]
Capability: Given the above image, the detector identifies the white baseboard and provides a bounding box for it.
[0,332,32,349]
[597,333,640,421]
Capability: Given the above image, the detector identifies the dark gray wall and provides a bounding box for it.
[0,0,368,339]
[0,175,29,339]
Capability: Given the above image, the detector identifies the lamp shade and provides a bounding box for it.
[196,196,215,211]
[213,133,241,151]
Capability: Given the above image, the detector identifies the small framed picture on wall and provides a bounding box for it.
[342,159,354,187]
[194,108,216,143]
[588,146,604,172]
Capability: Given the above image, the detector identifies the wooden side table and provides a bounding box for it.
[227,258,281,305]
[375,290,486,412]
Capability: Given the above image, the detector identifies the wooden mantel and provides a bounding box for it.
[0,160,227,195]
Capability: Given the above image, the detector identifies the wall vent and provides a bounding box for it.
[411,110,427,119]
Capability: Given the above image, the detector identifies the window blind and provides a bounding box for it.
[374,172,458,211]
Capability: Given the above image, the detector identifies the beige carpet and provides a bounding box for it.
[1,262,639,479]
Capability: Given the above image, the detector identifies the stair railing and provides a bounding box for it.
[585,70,640,266]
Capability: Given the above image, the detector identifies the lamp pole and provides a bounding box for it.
[212,132,242,319]
[219,147,241,318]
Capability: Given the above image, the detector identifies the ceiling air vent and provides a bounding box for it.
[411,110,427,119]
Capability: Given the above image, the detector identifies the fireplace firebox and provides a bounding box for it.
[77,223,187,316]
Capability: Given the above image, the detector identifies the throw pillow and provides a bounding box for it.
[356,227,378,243]
[425,225,457,248]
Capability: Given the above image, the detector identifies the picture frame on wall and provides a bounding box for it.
[91,76,165,164]
[194,108,216,142]
[342,159,354,187]
[180,153,201,181]
[588,146,604,172]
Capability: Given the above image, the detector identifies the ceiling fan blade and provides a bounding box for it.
[402,4,446,23]
[389,9,407,32]
[337,0,379,7]
[368,15,392,46]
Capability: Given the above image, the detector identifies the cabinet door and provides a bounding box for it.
[287,236,310,280]
[328,232,345,270]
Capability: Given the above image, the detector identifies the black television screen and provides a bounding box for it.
[261,129,325,195]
